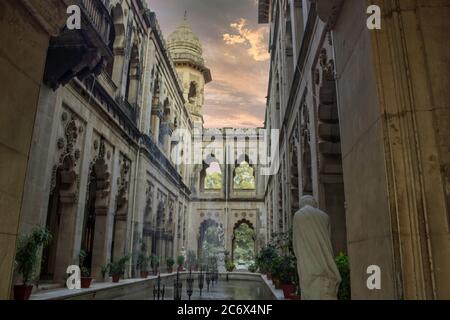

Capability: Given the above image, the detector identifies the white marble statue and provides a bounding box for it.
[292,195,342,300]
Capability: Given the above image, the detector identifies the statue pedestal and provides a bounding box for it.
[217,250,226,273]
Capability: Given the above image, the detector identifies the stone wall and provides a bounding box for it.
[0,0,66,299]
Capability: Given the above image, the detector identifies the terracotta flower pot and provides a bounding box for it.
[178,266,183,272]
[281,284,296,299]
[81,277,93,289]
[14,285,33,300]
[289,294,302,300]
[140,271,149,279]
[112,274,121,283]
[167,267,173,274]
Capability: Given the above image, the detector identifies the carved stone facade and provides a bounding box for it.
[0,0,114,299]
[261,0,450,299]
[8,1,265,299]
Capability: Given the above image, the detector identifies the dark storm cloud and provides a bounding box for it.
[148,0,269,128]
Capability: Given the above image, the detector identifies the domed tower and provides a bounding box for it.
[167,13,212,125]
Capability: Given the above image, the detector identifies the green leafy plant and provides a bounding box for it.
[166,257,175,269]
[256,244,279,274]
[15,227,52,285]
[226,260,235,272]
[273,255,297,284]
[101,265,109,281]
[108,255,130,277]
[150,255,159,274]
[136,253,149,271]
[248,264,258,273]
[336,252,351,300]
[78,250,90,277]
[177,255,185,267]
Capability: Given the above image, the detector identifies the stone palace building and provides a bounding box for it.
[260,0,450,299]
[1,0,266,299]
[0,0,448,300]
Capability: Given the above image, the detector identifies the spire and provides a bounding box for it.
[184,10,188,21]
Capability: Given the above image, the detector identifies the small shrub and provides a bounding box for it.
[15,227,52,285]
[336,252,351,300]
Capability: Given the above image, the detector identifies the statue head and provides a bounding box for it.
[299,195,318,209]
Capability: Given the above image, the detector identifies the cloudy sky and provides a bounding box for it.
[149,0,270,128]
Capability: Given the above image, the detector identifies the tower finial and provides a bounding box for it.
[184,10,188,20]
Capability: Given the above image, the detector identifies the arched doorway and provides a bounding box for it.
[81,144,111,275]
[197,219,224,263]
[40,168,62,280]
[232,219,256,270]
[81,167,98,273]
[41,153,79,281]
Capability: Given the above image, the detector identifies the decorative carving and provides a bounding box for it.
[49,112,84,200]
[57,138,65,150]
[85,138,112,216]
[144,181,154,225]
[115,156,131,218]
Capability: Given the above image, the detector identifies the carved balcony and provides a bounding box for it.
[43,0,114,89]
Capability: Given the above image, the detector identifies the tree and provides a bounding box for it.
[233,224,255,266]
[234,161,255,190]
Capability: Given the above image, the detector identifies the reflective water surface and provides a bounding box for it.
[119,279,275,300]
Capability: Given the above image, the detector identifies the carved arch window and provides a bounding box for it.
[233,155,256,190]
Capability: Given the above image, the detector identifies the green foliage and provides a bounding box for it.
[336,252,351,300]
[226,260,235,272]
[108,255,130,276]
[166,257,175,268]
[270,230,293,256]
[201,227,222,258]
[272,255,297,284]
[101,265,109,280]
[136,253,149,271]
[233,161,255,190]
[255,245,279,274]
[15,227,52,285]
[248,264,258,273]
[233,224,255,266]
[204,171,222,190]
[79,250,90,277]
[150,255,159,270]
[177,255,185,267]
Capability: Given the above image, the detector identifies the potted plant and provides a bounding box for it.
[150,255,159,275]
[14,227,52,300]
[289,275,301,300]
[177,255,185,272]
[166,257,175,273]
[79,250,93,288]
[109,255,130,283]
[226,260,235,272]
[270,256,283,289]
[277,255,297,299]
[101,264,109,282]
[136,253,149,278]
[336,252,351,300]
[248,264,258,273]
[256,245,278,279]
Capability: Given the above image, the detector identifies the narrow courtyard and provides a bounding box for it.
[0,0,449,302]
